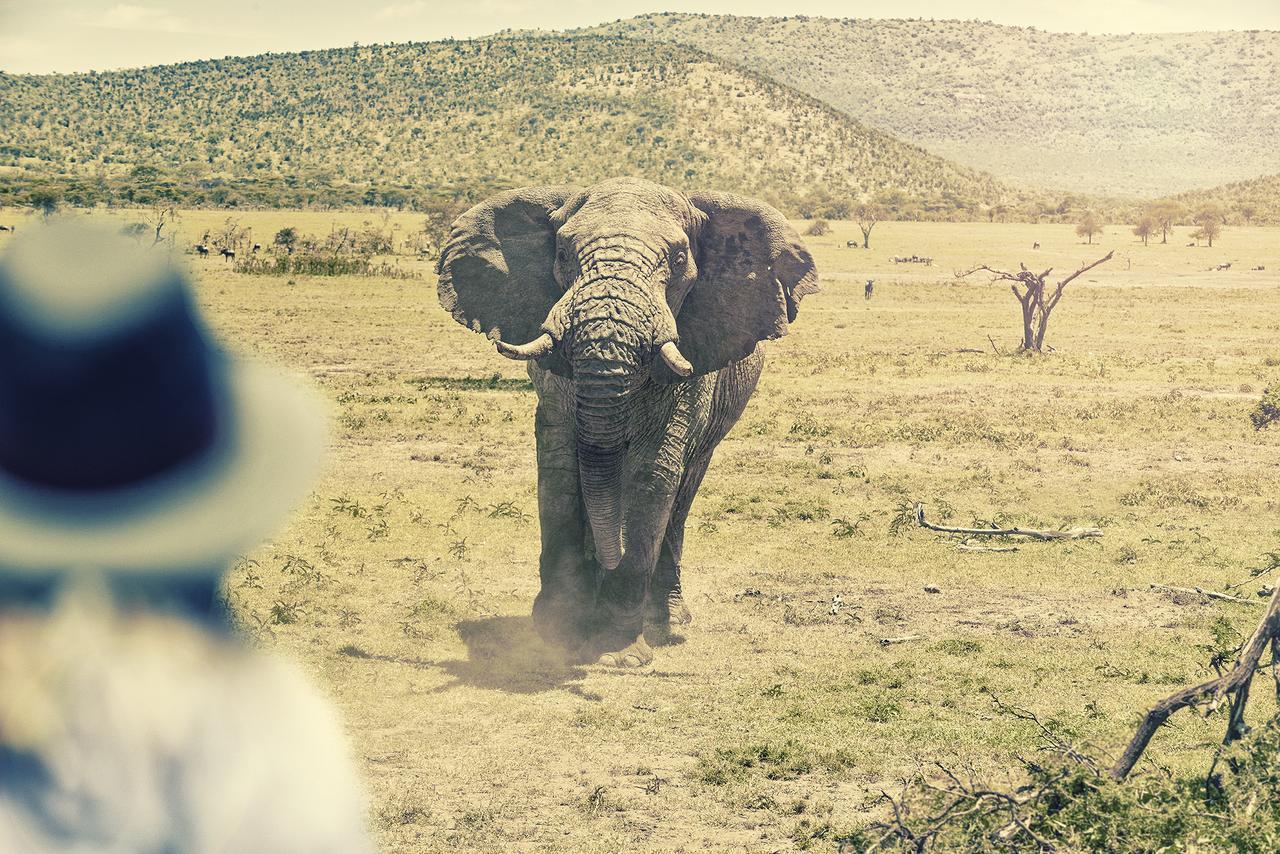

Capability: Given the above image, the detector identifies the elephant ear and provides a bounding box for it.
[437,185,578,374]
[674,192,819,377]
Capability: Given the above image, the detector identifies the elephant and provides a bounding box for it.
[436,177,818,667]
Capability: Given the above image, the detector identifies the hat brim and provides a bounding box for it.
[0,360,326,575]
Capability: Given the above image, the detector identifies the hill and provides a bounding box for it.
[583,14,1280,197]
[0,36,1021,217]
[1161,174,1280,225]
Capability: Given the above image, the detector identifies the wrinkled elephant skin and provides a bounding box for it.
[437,178,818,666]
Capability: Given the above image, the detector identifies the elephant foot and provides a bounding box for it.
[645,589,693,628]
[577,626,652,668]
[532,589,593,651]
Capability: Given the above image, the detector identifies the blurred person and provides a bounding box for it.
[0,224,371,852]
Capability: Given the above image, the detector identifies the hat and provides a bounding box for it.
[0,222,326,575]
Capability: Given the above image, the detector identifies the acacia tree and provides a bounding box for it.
[959,251,1114,352]
[1132,216,1155,245]
[1239,204,1257,226]
[854,203,883,249]
[1075,211,1103,244]
[274,227,298,254]
[1191,204,1225,247]
[1147,201,1184,244]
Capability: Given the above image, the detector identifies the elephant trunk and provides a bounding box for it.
[501,250,692,574]
[568,276,658,573]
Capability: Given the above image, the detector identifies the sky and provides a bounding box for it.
[2,0,1278,74]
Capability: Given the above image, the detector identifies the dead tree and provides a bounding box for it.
[1110,583,1280,780]
[855,203,883,249]
[147,203,178,247]
[958,251,1113,352]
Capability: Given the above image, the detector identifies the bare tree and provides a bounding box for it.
[958,251,1114,352]
[1132,216,1155,245]
[215,217,249,254]
[147,203,178,247]
[854,203,883,249]
[1074,211,1103,244]
[1239,204,1257,226]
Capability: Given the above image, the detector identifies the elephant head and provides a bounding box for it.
[437,178,818,572]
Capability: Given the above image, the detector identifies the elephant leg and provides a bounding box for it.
[648,351,763,633]
[583,485,674,667]
[530,393,596,650]
[579,389,692,666]
[646,455,710,633]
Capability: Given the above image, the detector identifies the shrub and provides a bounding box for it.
[842,717,1280,851]
[1250,386,1280,430]
[235,251,418,279]
[805,218,831,236]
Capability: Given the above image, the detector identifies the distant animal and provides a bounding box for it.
[252,243,262,253]
[846,240,860,248]
[220,248,236,261]
[1032,242,1040,250]
[195,244,209,257]
[1253,265,1266,271]
[1187,242,1197,247]
[0,226,11,233]
[436,177,817,667]
[864,279,874,300]
[1212,262,1232,271]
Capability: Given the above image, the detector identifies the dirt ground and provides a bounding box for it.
[5,210,1279,851]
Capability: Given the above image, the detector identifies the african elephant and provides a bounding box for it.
[437,177,818,666]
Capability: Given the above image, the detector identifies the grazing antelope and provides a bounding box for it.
[195,244,210,257]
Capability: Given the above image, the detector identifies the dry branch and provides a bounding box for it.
[1110,584,1280,780]
[880,635,923,646]
[1149,583,1255,605]
[915,504,1102,541]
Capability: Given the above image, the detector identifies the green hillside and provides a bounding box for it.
[584,14,1280,197]
[1162,174,1280,225]
[0,36,1022,218]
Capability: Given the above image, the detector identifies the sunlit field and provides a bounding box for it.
[3,209,1279,850]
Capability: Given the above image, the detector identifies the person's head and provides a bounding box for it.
[0,221,325,622]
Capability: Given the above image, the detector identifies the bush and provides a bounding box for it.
[805,219,831,236]
[234,251,418,279]
[1250,386,1280,430]
[842,715,1280,851]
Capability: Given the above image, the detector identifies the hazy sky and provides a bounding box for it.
[2,0,1278,74]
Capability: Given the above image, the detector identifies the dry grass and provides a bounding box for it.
[5,209,1280,850]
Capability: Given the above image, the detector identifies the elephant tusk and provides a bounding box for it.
[659,341,694,377]
[495,332,555,360]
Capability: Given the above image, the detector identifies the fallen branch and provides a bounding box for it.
[1149,584,1256,605]
[915,504,1102,541]
[1110,584,1280,780]
[880,635,923,647]
[956,544,1020,553]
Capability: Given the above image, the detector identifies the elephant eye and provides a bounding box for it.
[674,250,687,266]
[556,246,568,264]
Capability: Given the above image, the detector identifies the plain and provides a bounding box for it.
[3,211,1278,851]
